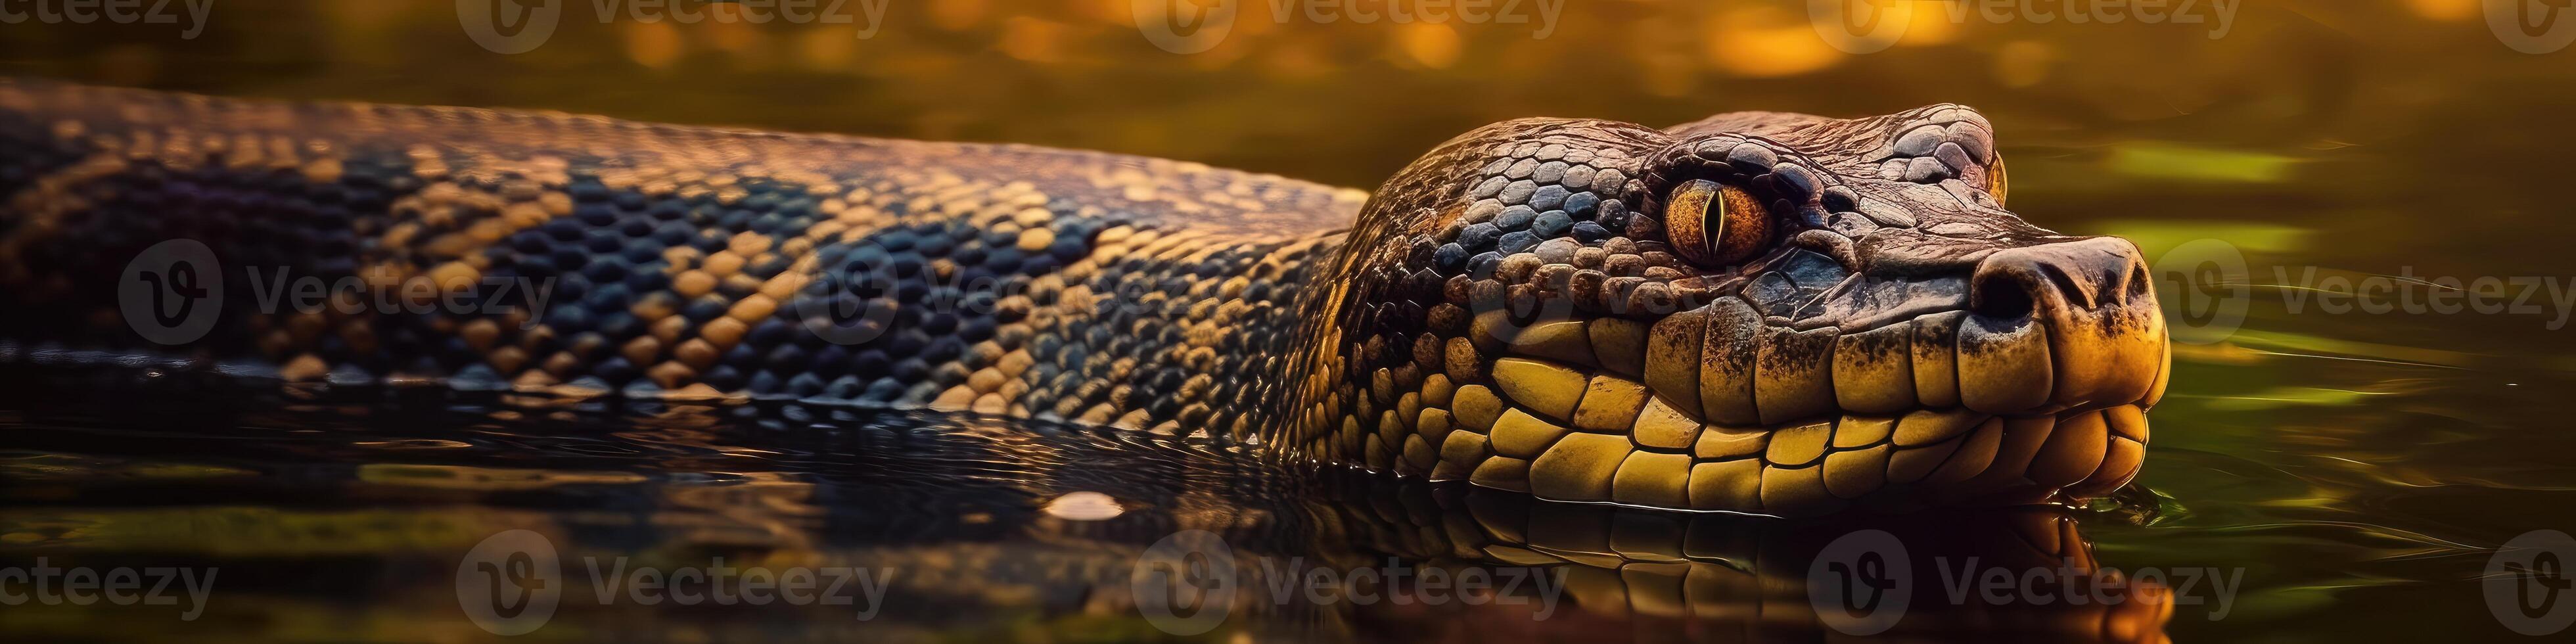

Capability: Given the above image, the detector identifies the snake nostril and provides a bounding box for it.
[2127,261,2153,302]
[1970,271,2037,320]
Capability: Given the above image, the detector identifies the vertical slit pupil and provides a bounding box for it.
[1701,186,1726,259]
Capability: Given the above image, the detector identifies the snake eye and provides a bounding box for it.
[1661,179,1772,267]
[1987,156,2010,206]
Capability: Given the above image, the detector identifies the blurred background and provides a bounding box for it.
[5,1,2567,328]
[4,1,2576,641]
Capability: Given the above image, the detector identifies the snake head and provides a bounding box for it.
[1295,105,2169,516]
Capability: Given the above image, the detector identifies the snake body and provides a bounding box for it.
[0,80,2169,516]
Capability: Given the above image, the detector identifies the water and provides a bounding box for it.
[0,373,2182,642]
[3,1,2574,641]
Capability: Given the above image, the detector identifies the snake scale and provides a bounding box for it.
[0,79,2169,517]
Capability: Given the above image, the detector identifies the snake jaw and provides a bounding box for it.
[1301,106,2171,517]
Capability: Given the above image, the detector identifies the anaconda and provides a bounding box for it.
[0,79,2169,516]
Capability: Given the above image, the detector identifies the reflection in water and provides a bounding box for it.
[0,367,2167,641]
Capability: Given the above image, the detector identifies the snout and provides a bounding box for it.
[1963,236,2169,414]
